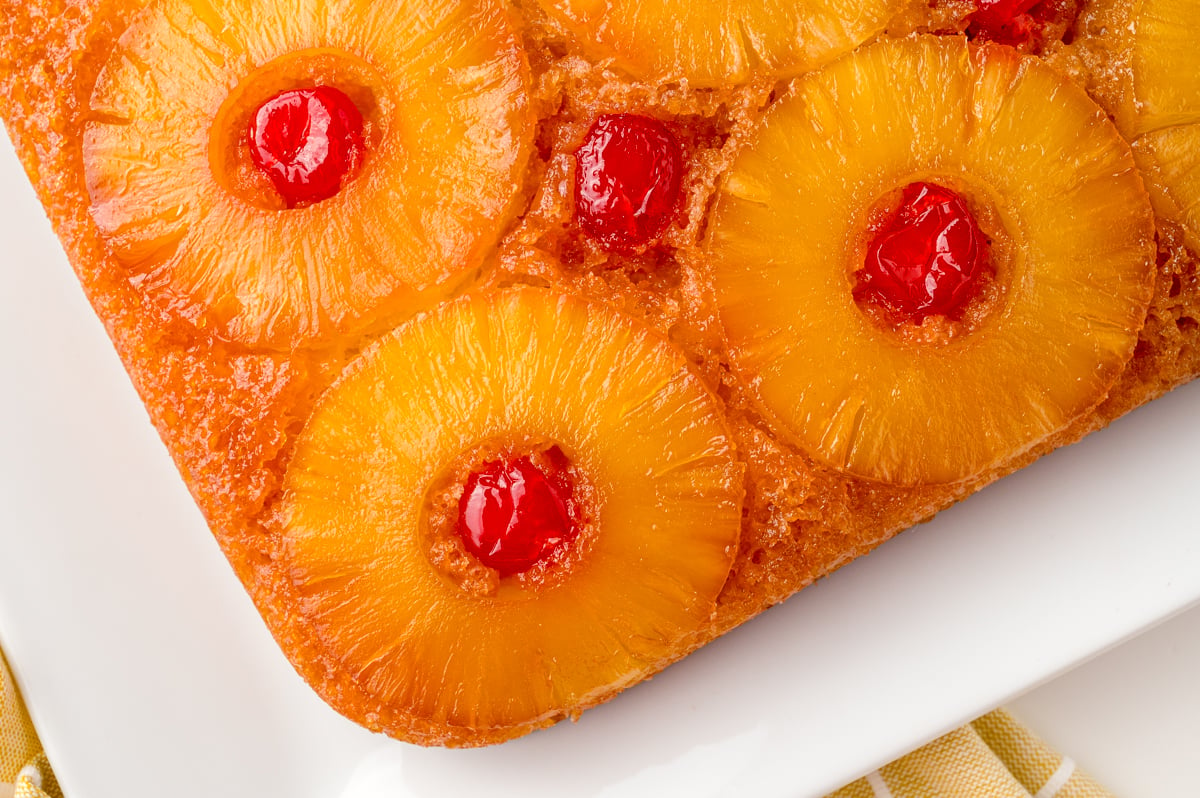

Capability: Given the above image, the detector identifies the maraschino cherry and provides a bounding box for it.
[573,113,684,251]
[966,0,1079,49]
[855,182,991,323]
[248,86,364,208]
[457,453,578,576]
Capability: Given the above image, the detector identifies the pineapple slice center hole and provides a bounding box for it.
[851,178,1011,345]
[421,438,598,598]
[209,49,389,211]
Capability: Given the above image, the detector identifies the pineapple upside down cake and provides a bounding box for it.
[1,0,1199,746]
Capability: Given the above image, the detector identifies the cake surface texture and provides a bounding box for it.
[1,0,1198,747]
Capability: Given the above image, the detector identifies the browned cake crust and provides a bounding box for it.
[2,0,1198,746]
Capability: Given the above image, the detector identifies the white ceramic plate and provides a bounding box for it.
[1,126,1199,798]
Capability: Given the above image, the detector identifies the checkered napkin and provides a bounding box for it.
[828,709,1112,798]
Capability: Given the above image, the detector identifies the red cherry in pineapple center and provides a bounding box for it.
[855,182,992,324]
[248,86,364,208]
[965,0,1076,48]
[573,113,684,251]
[457,453,578,576]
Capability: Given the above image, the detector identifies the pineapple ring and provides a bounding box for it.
[534,0,903,88]
[1094,0,1200,251]
[708,36,1156,485]
[83,0,532,349]
[280,288,743,743]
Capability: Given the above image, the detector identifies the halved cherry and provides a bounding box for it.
[854,182,992,324]
[573,114,683,251]
[248,86,365,208]
[457,452,578,576]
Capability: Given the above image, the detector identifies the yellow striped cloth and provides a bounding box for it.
[0,644,1109,798]
[828,709,1112,798]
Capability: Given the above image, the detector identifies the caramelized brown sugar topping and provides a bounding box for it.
[1,0,1197,747]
